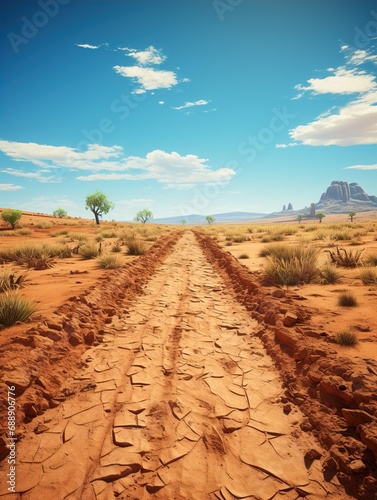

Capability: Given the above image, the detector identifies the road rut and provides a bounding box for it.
[0,232,351,499]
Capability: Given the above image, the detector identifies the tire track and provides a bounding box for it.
[1,232,351,500]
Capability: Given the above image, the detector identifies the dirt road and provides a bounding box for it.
[0,232,350,499]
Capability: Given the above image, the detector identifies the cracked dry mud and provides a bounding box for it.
[0,233,351,499]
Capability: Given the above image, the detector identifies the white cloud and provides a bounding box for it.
[344,163,377,170]
[290,47,377,146]
[122,46,166,66]
[76,43,101,50]
[295,67,376,96]
[289,95,377,146]
[113,65,178,91]
[275,143,298,149]
[2,167,61,183]
[20,196,78,211]
[0,140,236,188]
[173,99,210,111]
[158,101,165,105]
[0,183,24,191]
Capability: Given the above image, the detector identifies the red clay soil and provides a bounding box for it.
[0,230,376,499]
[0,232,181,449]
[194,231,377,499]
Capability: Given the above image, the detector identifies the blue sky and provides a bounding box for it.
[1,0,377,220]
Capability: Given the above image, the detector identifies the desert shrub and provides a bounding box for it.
[247,227,254,234]
[338,291,358,307]
[1,209,22,229]
[364,253,377,266]
[359,268,377,285]
[325,247,364,268]
[238,253,249,259]
[36,222,53,229]
[111,243,122,253]
[68,232,88,242]
[318,264,341,284]
[336,330,358,347]
[225,242,232,247]
[98,229,118,238]
[79,243,99,259]
[16,228,33,236]
[126,238,148,255]
[95,235,104,243]
[233,234,248,243]
[51,229,69,237]
[261,233,284,243]
[97,254,123,269]
[0,267,28,292]
[0,292,37,328]
[262,244,319,285]
[0,244,62,269]
[331,231,353,241]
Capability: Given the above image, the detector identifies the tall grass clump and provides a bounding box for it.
[97,254,123,269]
[0,267,28,292]
[51,229,69,237]
[68,232,88,242]
[0,244,65,268]
[338,291,358,307]
[359,268,377,285]
[0,293,37,328]
[79,243,99,259]
[126,238,148,255]
[336,330,358,347]
[364,253,377,267]
[318,264,342,284]
[262,244,319,285]
[16,228,34,236]
[97,229,118,238]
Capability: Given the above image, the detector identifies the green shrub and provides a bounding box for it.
[98,254,123,269]
[359,268,377,285]
[338,291,358,307]
[318,264,341,284]
[126,238,148,255]
[0,293,37,328]
[79,243,99,259]
[336,330,358,347]
[1,209,22,229]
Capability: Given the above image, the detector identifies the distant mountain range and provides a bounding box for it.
[145,181,377,225]
[150,211,267,225]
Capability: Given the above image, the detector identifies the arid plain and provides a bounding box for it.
[0,210,377,500]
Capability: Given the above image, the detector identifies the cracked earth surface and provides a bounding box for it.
[0,232,351,499]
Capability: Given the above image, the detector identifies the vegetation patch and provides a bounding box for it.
[338,291,358,307]
[97,254,123,269]
[0,292,37,328]
[359,268,377,285]
[336,330,358,347]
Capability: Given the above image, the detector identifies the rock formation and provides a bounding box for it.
[320,181,377,204]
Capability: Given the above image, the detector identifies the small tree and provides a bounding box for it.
[349,211,356,222]
[85,191,114,225]
[181,219,187,225]
[206,215,215,225]
[134,209,153,224]
[53,208,68,218]
[1,209,22,229]
[316,212,326,223]
[297,214,303,223]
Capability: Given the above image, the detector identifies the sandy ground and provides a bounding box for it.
[0,212,377,499]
